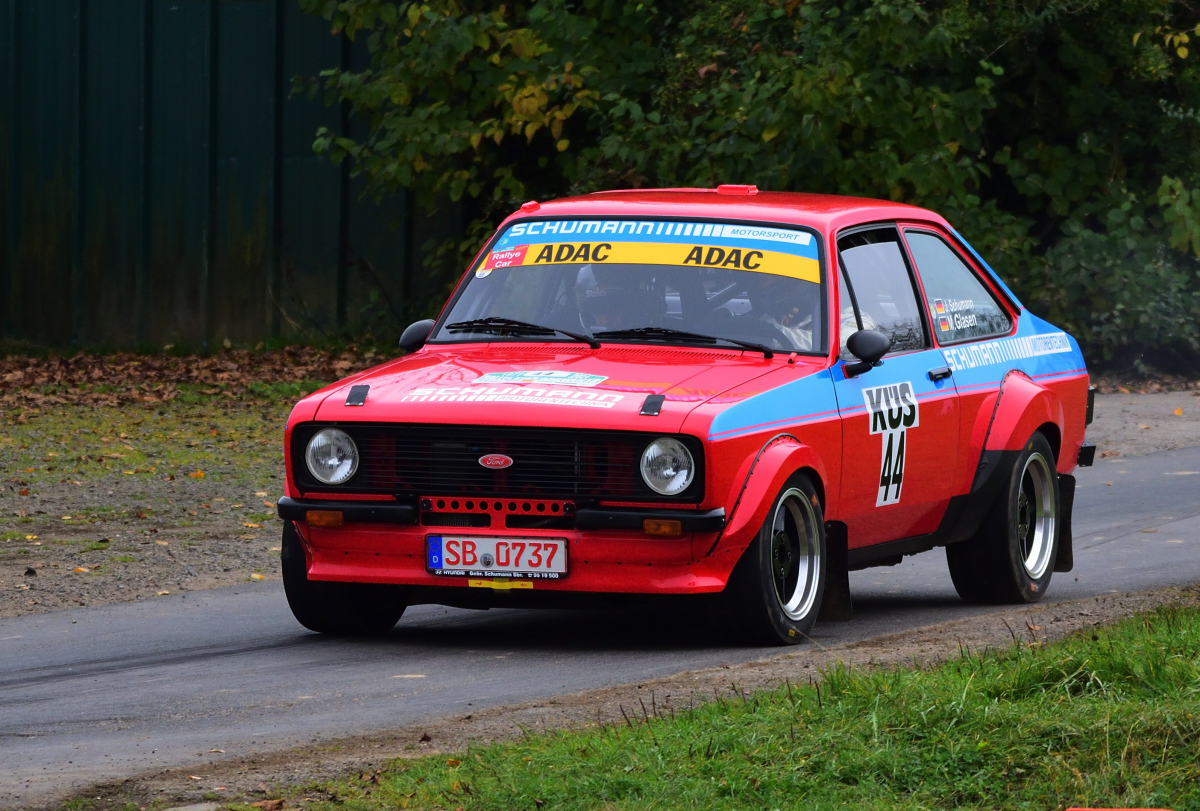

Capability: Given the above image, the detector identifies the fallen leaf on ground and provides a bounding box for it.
[189,470,205,479]
[74,567,89,573]
[188,775,201,780]
[255,491,269,497]
[1139,424,1152,429]
[155,540,169,545]
[24,535,37,540]
[208,748,225,753]
[243,522,263,529]
[447,759,462,767]
[156,590,170,596]
[251,799,286,810]
[1100,450,1120,458]
[262,499,276,508]
[251,573,264,581]
[1175,407,1183,415]
[18,488,28,496]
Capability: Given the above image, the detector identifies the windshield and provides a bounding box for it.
[432,219,825,353]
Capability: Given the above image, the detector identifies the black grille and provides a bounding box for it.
[291,424,704,502]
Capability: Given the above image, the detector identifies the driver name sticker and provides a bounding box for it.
[863,381,919,507]
[473,371,607,388]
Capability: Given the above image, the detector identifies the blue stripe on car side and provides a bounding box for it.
[707,369,839,441]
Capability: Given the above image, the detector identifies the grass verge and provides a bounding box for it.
[240,605,1200,811]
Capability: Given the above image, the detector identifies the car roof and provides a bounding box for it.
[499,188,952,234]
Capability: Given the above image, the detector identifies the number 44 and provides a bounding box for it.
[877,429,906,507]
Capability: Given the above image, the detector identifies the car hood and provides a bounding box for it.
[311,343,815,434]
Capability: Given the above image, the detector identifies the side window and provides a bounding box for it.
[904,231,1012,343]
[837,228,927,356]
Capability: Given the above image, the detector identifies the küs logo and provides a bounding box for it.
[478,454,514,469]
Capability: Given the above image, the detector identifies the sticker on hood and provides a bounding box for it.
[473,371,608,388]
[402,386,623,409]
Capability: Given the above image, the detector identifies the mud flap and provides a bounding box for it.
[818,521,853,621]
[1055,474,1075,573]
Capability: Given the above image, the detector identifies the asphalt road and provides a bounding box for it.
[3,447,1199,806]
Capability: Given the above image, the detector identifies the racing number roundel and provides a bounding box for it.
[862,382,919,506]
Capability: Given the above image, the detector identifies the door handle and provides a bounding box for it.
[927,367,952,381]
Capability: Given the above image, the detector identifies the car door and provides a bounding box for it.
[832,225,961,548]
[900,225,1018,487]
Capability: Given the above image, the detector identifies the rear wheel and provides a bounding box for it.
[281,522,408,635]
[947,432,1060,604]
[716,474,826,645]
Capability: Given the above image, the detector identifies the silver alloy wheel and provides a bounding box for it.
[1017,452,1057,579]
[769,487,821,621]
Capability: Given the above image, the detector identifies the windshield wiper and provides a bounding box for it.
[444,317,600,349]
[597,327,774,358]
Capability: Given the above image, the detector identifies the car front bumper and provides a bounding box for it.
[279,498,734,595]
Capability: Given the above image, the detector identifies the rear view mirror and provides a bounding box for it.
[399,319,436,353]
[843,329,891,378]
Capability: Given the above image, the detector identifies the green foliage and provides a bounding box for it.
[303,0,1200,367]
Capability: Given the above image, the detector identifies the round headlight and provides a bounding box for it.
[305,428,359,485]
[640,438,695,496]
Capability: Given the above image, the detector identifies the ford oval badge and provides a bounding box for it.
[479,454,514,470]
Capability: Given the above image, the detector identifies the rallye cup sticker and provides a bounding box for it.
[481,219,821,283]
[863,382,919,507]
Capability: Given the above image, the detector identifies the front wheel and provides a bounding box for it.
[716,474,827,645]
[947,431,1060,604]
[281,522,408,635]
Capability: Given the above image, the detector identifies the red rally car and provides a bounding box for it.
[277,186,1096,645]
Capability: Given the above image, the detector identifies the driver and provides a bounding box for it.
[574,264,659,331]
[756,284,817,351]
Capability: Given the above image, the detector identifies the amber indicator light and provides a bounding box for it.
[306,510,344,528]
[643,519,683,537]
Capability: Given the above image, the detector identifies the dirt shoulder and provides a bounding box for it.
[47,584,1198,811]
[1088,390,1200,458]
[0,399,296,619]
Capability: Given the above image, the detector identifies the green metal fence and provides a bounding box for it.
[1,0,455,349]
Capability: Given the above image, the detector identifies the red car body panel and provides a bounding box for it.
[280,190,1092,597]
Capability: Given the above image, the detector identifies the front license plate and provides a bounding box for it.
[426,536,567,580]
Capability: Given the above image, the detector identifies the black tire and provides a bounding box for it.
[714,474,827,645]
[280,522,408,635]
[947,431,1060,604]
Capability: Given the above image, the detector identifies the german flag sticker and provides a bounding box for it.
[933,298,947,315]
[938,315,952,332]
